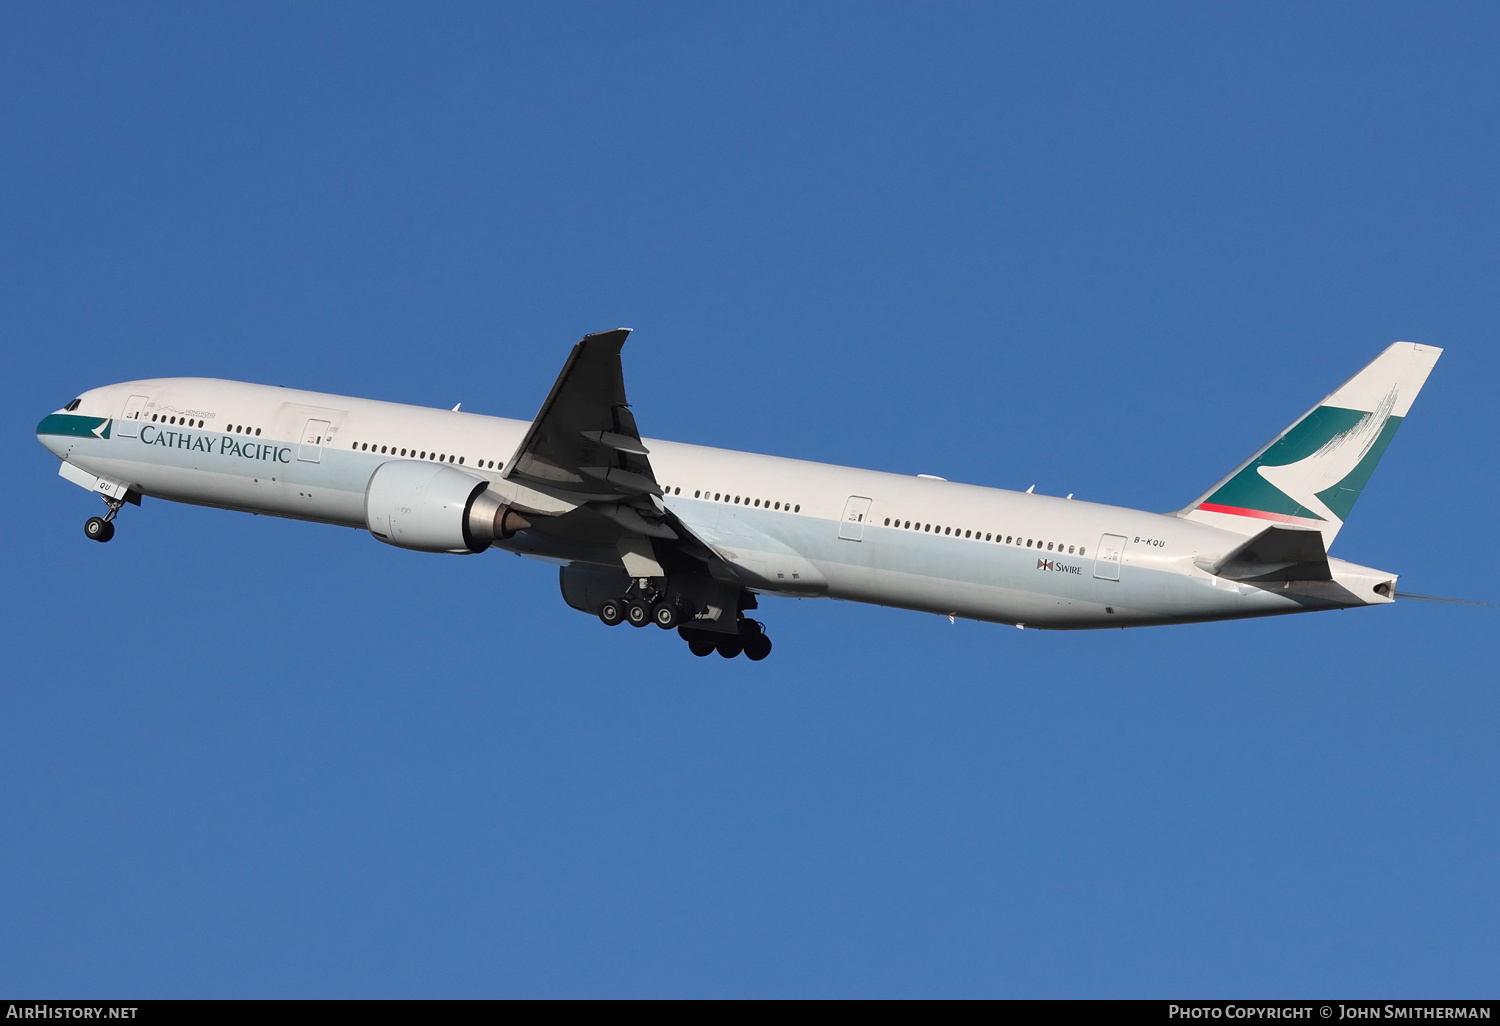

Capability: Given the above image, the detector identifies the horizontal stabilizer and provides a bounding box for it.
[1199,524,1332,582]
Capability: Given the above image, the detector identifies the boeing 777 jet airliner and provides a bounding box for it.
[37,333,1440,660]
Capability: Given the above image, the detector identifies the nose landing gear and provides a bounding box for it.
[84,495,126,543]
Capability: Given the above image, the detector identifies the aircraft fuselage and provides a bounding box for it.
[38,375,1397,633]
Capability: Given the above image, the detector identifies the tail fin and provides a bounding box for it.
[1179,341,1441,547]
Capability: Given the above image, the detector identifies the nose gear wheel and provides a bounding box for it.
[84,494,127,543]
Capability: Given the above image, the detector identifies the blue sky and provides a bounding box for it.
[3,2,1497,997]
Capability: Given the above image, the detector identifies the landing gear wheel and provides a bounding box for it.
[743,633,772,661]
[688,639,715,657]
[652,602,680,629]
[626,600,652,628]
[599,598,625,626]
[85,517,114,543]
[715,637,743,659]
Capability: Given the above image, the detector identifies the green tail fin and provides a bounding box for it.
[1180,342,1441,546]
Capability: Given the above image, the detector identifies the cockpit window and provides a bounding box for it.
[64,398,82,411]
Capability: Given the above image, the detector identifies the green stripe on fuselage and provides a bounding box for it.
[1204,407,1403,520]
[36,413,111,438]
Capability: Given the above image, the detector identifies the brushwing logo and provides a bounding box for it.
[1197,389,1406,527]
[1256,387,1398,526]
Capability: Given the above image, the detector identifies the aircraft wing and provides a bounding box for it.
[503,328,679,542]
[503,328,777,590]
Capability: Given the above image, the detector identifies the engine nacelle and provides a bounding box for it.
[365,460,529,554]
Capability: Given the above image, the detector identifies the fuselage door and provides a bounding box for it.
[839,495,873,541]
[116,394,150,438]
[298,419,332,463]
[1094,533,1127,581]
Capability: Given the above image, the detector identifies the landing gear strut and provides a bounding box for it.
[84,495,125,543]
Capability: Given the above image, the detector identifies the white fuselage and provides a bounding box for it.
[39,378,1398,630]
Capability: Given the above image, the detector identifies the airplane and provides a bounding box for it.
[36,332,1441,660]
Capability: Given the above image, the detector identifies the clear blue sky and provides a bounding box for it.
[3,2,1496,998]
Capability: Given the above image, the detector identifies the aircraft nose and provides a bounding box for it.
[36,408,103,456]
[37,413,67,456]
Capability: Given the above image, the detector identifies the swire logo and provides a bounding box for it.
[1037,559,1053,570]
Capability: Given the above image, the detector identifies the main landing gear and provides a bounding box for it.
[598,592,682,631]
[679,618,773,661]
[596,580,773,660]
[84,496,125,543]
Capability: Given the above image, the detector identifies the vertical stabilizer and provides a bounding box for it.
[1179,342,1441,547]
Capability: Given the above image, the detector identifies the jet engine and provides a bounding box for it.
[364,460,528,554]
